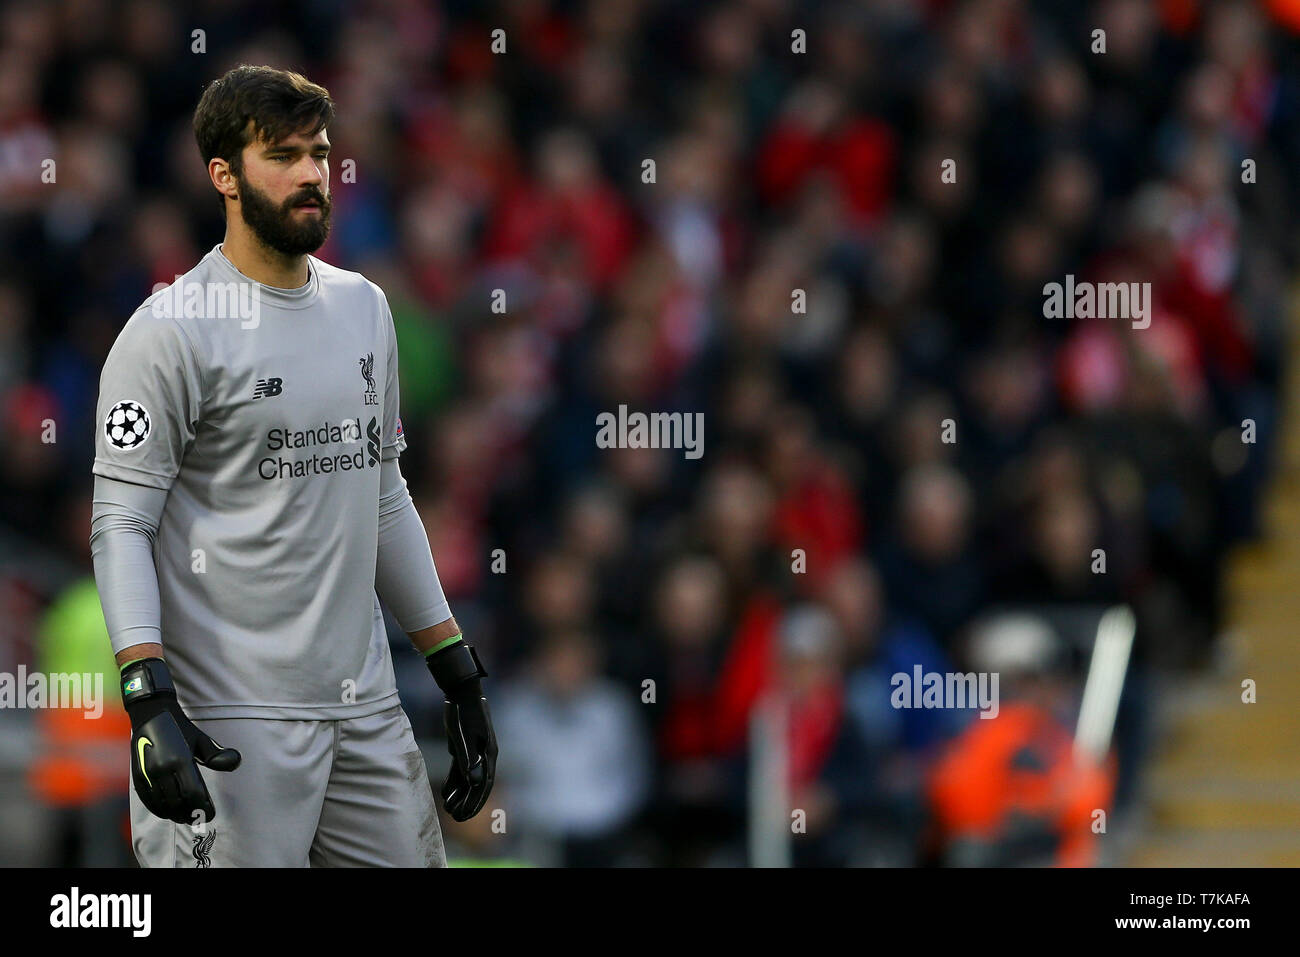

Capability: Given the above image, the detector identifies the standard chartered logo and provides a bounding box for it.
[366,417,381,466]
[258,415,379,479]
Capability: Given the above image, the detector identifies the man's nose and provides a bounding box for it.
[300,156,325,185]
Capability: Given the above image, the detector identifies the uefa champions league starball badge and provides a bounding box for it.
[105,399,152,451]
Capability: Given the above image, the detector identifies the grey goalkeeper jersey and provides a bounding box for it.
[93,244,425,720]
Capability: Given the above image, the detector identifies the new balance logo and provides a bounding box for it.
[253,377,283,399]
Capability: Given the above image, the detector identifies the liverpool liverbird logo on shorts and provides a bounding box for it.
[360,352,378,405]
[192,828,216,867]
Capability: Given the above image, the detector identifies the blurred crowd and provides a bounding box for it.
[1,0,1298,867]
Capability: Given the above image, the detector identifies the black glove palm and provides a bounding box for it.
[441,695,497,821]
[426,640,497,822]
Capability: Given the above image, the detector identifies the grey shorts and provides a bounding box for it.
[129,704,445,867]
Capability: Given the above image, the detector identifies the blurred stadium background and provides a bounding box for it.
[1,0,1299,867]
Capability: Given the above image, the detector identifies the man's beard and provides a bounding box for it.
[235,173,332,257]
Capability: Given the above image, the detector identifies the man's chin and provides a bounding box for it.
[256,223,330,257]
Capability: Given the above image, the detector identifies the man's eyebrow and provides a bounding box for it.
[262,143,331,154]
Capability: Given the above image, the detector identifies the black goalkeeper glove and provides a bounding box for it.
[425,637,497,822]
[121,657,241,825]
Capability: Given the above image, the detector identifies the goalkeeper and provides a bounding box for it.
[89,65,496,867]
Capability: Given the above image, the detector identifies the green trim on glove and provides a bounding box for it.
[424,633,463,656]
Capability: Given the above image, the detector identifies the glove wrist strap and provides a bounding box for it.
[426,640,488,698]
[120,657,176,708]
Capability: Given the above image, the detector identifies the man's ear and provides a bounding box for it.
[209,156,239,203]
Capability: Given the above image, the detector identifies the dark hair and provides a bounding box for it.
[193,64,334,191]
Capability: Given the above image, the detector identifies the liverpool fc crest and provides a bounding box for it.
[360,352,378,405]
